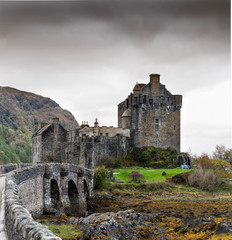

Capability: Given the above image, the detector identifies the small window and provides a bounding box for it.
[143,95,147,103]
[126,99,129,108]
[155,125,159,131]
[155,119,159,124]
[82,134,86,137]
[174,125,176,130]
[106,133,109,136]
[100,133,103,136]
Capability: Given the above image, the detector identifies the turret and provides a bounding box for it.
[174,95,182,109]
[121,109,131,129]
[94,118,99,128]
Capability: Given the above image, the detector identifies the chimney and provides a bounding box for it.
[53,117,59,162]
[34,122,39,133]
[150,74,160,96]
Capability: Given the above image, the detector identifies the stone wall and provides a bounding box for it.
[0,163,33,174]
[4,165,61,240]
[3,163,95,239]
[79,136,131,168]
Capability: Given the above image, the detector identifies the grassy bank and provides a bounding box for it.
[113,167,190,182]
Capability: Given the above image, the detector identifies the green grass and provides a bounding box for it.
[48,224,82,239]
[113,167,190,182]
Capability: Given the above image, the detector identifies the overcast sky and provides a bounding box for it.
[0,0,230,156]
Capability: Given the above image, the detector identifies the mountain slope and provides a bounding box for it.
[0,86,79,164]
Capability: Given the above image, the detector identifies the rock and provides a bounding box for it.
[216,221,232,235]
[162,171,166,176]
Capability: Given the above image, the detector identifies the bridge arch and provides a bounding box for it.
[50,179,61,207]
[68,179,79,215]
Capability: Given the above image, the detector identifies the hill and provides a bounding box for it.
[0,86,79,164]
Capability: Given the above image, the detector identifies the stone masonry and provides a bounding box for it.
[32,73,182,166]
[3,163,94,240]
[118,74,182,151]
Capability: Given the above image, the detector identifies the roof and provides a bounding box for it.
[133,83,146,92]
[122,109,131,117]
[36,123,52,135]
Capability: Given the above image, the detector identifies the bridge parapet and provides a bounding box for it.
[3,163,95,239]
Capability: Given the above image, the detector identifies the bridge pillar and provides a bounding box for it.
[77,176,87,217]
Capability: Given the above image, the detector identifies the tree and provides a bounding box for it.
[213,145,232,163]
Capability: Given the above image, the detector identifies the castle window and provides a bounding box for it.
[82,134,86,137]
[126,99,129,108]
[174,125,176,130]
[106,133,109,136]
[100,133,102,136]
[143,95,147,103]
[149,99,153,104]
[155,119,159,131]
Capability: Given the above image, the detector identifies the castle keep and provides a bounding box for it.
[32,73,182,166]
[118,74,182,151]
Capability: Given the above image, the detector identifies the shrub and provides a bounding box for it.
[145,181,173,191]
[196,156,232,179]
[171,172,189,185]
[211,159,232,179]
[188,166,221,191]
[196,156,213,169]
[128,171,146,184]
[97,156,117,168]
[94,166,109,189]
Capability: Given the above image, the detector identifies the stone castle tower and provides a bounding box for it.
[32,73,183,166]
[118,74,182,151]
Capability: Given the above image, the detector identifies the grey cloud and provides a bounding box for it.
[0,0,230,155]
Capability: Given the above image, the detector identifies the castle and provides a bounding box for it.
[32,74,182,167]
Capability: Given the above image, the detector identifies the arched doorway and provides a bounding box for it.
[68,180,79,215]
[50,179,60,207]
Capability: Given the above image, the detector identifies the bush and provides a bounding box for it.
[97,156,118,168]
[196,156,232,179]
[128,171,146,184]
[145,181,173,191]
[94,166,109,189]
[188,167,221,191]
[196,156,213,169]
[171,172,189,185]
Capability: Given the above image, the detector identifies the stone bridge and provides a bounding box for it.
[1,163,95,240]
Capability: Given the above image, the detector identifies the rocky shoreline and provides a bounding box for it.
[37,192,232,239]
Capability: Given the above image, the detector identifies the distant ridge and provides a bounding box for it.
[0,86,79,164]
